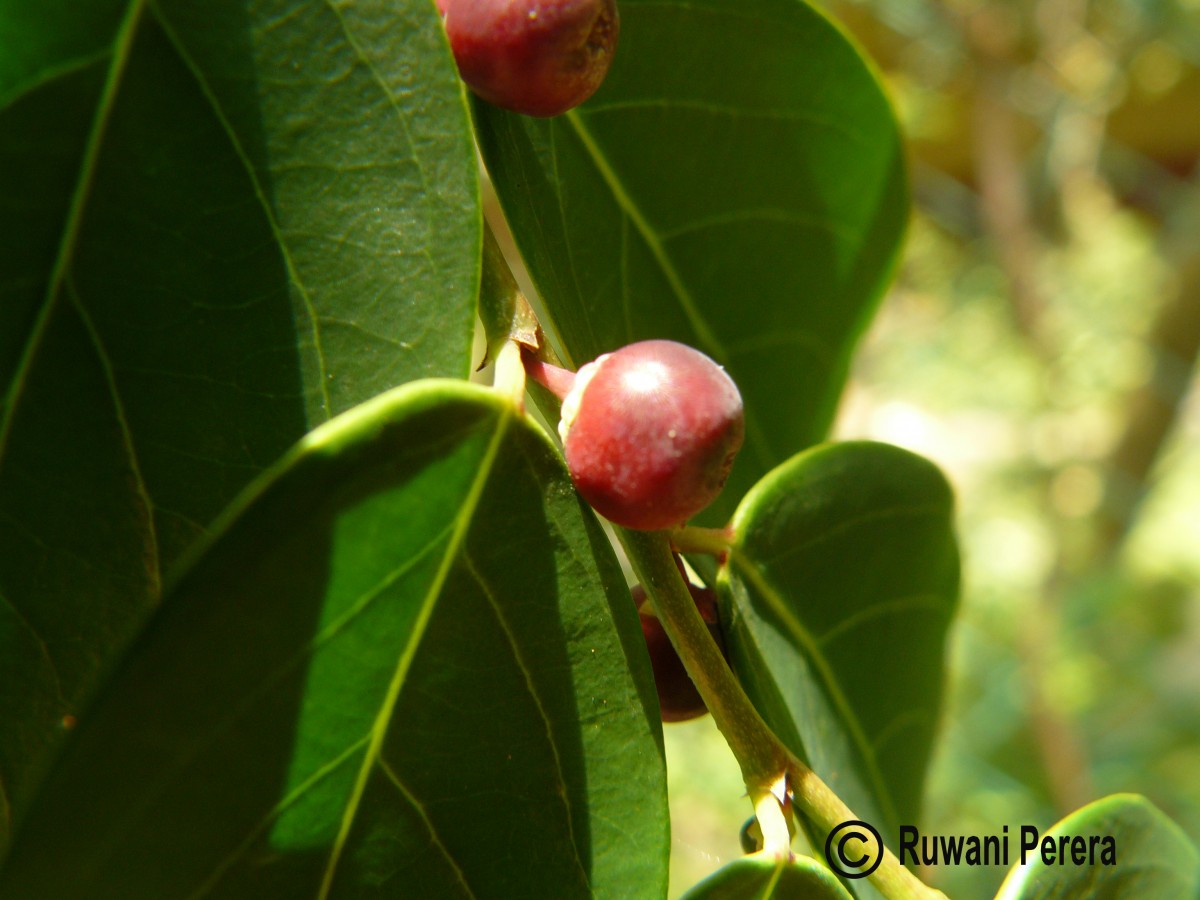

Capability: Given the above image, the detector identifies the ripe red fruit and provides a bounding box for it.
[438,0,620,118]
[559,340,744,530]
[632,580,724,723]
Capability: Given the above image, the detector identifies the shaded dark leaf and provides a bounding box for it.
[475,0,908,525]
[0,381,668,898]
[0,0,479,846]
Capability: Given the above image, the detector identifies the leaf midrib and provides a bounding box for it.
[149,4,333,420]
[562,110,776,470]
[184,736,370,900]
[464,552,591,890]
[0,7,153,841]
[317,401,513,897]
[0,0,147,475]
[729,546,899,829]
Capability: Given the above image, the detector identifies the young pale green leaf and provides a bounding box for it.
[680,854,854,900]
[720,443,959,839]
[474,0,908,525]
[0,0,478,849]
[994,794,1200,900]
[0,381,668,898]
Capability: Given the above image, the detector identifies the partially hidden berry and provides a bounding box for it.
[559,340,744,530]
[439,0,619,118]
[632,577,724,723]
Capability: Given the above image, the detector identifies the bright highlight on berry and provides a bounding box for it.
[559,340,744,531]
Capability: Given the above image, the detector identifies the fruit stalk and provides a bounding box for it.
[618,528,949,900]
[520,345,576,401]
[484,232,942,897]
[618,528,786,791]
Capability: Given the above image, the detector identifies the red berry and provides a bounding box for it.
[632,580,724,723]
[439,0,619,118]
[560,340,744,530]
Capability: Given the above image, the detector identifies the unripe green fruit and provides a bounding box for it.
[560,340,744,530]
[632,580,724,723]
[438,0,619,118]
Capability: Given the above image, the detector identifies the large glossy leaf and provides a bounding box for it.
[0,380,668,898]
[994,794,1200,900]
[474,0,908,525]
[719,443,959,841]
[681,854,853,900]
[0,0,478,847]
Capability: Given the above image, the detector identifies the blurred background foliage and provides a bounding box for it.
[664,0,1200,896]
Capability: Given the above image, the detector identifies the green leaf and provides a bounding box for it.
[474,0,908,524]
[994,794,1200,900]
[720,442,959,835]
[681,854,854,900]
[0,380,668,898]
[0,0,479,848]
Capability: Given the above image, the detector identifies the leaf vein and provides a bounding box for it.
[753,503,948,567]
[317,315,413,349]
[308,524,456,653]
[318,403,512,896]
[582,98,868,147]
[562,111,720,357]
[318,0,432,197]
[871,709,931,759]
[729,548,899,828]
[725,330,835,366]
[816,592,950,649]
[0,48,111,113]
[549,124,599,360]
[0,509,148,582]
[0,0,148,478]
[0,588,67,710]
[561,110,776,468]
[185,736,371,899]
[462,553,590,887]
[619,215,633,342]
[378,759,479,899]
[148,2,333,420]
[62,521,460,872]
[67,277,162,603]
[658,207,859,245]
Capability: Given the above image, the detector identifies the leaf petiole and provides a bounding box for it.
[669,524,734,557]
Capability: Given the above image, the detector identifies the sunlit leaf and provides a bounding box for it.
[721,442,959,837]
[680,854,853,900]
[994,794,1200,900]
[0,381,668,897]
